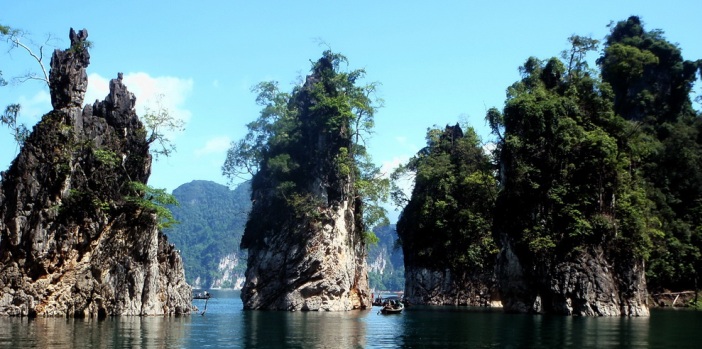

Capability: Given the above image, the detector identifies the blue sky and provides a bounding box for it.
[2,1,701,221]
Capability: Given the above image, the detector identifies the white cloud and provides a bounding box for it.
[84,74,110,105]
[86,72,194,140]
[195,136,231,157]
[482,141,497,155]
[380,156,408,178]
[17,90,51,122]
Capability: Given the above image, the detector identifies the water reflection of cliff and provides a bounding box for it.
[377,306,652,347]
[243,310,367,348]
[1,302,700,347]
[0,317,192,348]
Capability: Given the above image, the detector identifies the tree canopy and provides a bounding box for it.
[223,51,388,248]
[394,124,497,273]
[599,16,702,290]
[490,47,655,269]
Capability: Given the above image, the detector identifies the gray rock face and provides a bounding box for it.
[404,267,497,307]
[0,28,193,317]
[242,202,370,311]
[496,236,649,316]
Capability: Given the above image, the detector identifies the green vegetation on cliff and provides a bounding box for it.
[394,125,497,274]
[223,51,388,248]
[490,38,654,274]
[598,16,702,291]
[483,16,702,297]
[390,17,700,304]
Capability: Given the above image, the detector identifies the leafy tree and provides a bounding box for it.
[223,51,387,247]
[561,35,599,78]
[1,25,30,148]
[599,16,699,124]
[1,104,28,147]
[1,24,55,85]
[490,50,655,274]
[126,181,179,230]
[222,81,292,181]
[598,16,702,291]
[141,94,185,160]
[394,124,497,273]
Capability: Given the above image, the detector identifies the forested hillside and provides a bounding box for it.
[164,180,251,289]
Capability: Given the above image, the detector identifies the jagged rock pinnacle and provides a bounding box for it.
[49,28,90,110]
[0,28,193,317]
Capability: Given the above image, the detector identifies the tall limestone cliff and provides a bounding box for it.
[490,55,649,316]
[0,28,193,317]
[396,125,498,306]
[237,52,372,311]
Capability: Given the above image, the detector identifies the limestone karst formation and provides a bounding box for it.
[0,28,193,317]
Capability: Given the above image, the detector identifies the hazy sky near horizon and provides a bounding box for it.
[2,1,701,221]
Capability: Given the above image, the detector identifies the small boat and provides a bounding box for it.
[379,300,404,314]
[193,291,211,300]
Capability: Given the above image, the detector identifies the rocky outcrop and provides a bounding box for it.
[242,202,369,311]
[365,224,405,291]
[404,267,498,307]
[239,54,371,311]
[0,28,193,317]
[368,249,388,274]
[496,238,649,316]
[208,253,245,289]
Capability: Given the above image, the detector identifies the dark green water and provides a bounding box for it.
[0,290,699,348]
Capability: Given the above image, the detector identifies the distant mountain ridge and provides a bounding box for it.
[165,180,251,289]
[367,224,404,292]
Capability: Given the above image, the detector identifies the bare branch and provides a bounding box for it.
[8,35,49,85]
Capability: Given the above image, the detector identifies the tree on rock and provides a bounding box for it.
[223,51,385,311]
[491,45,653,315]
[598,16,702,292]
[393,124,497,306]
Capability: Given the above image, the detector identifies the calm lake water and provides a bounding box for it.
[0,289,699,348]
